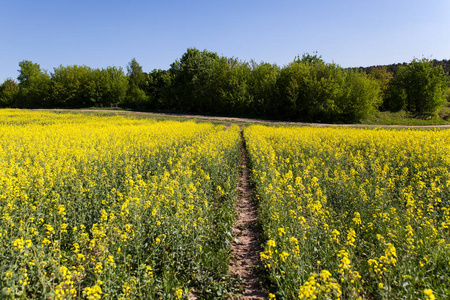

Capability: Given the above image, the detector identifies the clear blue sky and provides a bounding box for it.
[1,0,449,82]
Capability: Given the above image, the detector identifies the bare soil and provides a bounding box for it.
[229,129,267,300]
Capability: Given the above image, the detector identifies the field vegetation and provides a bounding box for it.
[0,110,241,299]
[245,125,450,299]
[1,110,450,299]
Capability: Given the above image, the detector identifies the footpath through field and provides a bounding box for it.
[229,128,267,299]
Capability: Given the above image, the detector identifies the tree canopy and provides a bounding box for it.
[385,58,449,115]
[2,51,449,122]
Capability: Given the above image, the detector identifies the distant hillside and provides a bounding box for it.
[350,59,450,75]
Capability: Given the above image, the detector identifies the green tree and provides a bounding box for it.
[144,69,175,109]
[94,67,128,107]
[247,61,279,116]
[16,60,51,107]
[50,65,96,107]
[299,61,346,121]
[170,48,220,112]
[275,57,346,121]
[273,61,309,119]
[385,58,449,115]
[127,58,146,88]
[369,66,393,110]
[209,57,251,115]
[274,54,381,122]
[0,78,19,107]
[125,58,148,108]
[342,71,382,122]
[294,51,325,65]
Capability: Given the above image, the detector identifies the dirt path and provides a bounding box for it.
[229,129,267,300]
[36,109,450,128]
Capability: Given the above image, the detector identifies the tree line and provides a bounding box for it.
[352,59,450,76]
[1,49,449,122]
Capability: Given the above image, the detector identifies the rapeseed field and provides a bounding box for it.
[0,110,240,299]
[245,125,450,299]
[1,110,450,299]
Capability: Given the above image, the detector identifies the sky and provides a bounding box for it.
[1,0,450,82]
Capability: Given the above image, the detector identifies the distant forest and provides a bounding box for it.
[351,59,450,76]
[1,49,449,123]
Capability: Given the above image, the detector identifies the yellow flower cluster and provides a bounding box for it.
[0,110,240,298]
[298,270,342,299]
[245,125,450,299]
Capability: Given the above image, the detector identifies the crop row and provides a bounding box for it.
[245,125,450,299]
[0,110,241,299]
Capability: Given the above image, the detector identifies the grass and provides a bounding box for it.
[362,99,450,126]
[362,110,450,126]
